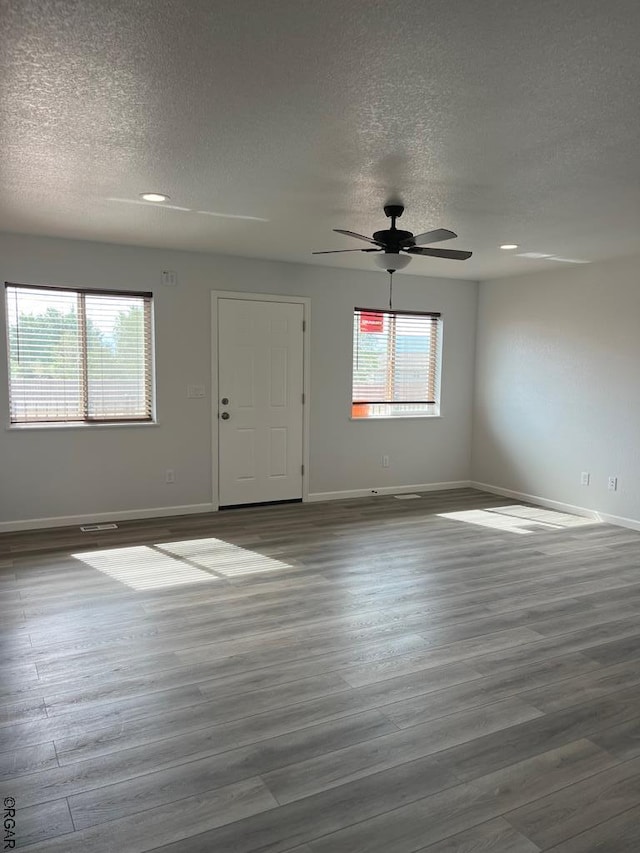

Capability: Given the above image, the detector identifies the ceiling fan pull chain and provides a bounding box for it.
[389,270,394,309]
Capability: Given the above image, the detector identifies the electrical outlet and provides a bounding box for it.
[580,471,590,486]
[608,476,618,491]
[382,455,390,468]
[162,270,177,287]
[165,469,175,484]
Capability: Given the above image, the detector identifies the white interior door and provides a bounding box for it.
[218,298,304,506]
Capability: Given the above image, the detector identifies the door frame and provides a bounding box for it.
[211,290,311,511]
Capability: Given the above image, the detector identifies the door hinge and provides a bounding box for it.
[301,392,305,404]
[302,320,306,332]
[301,464,304,475]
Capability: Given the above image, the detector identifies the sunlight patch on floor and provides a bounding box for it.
[156,538,293,577]
[73,545,219,590]
[437,505,597,535]
[487,505,596,528]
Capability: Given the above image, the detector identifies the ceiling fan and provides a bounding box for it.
[313,204,472,271]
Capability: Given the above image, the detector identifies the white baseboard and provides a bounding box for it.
[590,511,640,532]
[8,484,639,534]
[0,503,216,533]
[469,481,599,520]
[470,481,640,531]
[308,481,472,502]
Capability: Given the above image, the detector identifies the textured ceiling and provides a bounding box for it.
[1,0,639,280]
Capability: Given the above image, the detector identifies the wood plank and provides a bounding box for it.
[582,632,640,666]
[589,715,640,761]
[53,686,406,765]
[196,659,484,726]
[133,751,458,853]
[522,658,640,714]
[45,670,352,725]
[540,803,640,852]
[5,776,278,853]
[306,740,614,853]
[0,697,47,727]
[470,618,640,677]
[0,742,58,780]
[381,652,602,730]
[415,818,540,853]
[505,755,640,849]
[0,686,205,753]
[2,709,396,811]
[440,685,640,781]
[7,798,73,847]
[262,697,542,804]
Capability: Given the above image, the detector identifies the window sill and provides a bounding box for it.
[7,421,159,431]
[349,415,442,421]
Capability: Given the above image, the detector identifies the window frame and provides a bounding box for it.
[351,307,442,420]
[5,282,156,427]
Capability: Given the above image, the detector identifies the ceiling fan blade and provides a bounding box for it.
[312,248,379,254]
[400,228,457,247]
[334,229,384,246]
[407,246,472,260]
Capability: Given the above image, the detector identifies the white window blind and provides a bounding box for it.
[352,308,441,418]
[5,284,153,424]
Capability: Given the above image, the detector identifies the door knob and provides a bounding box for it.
[220,412,230,420]
[221,397,229,405]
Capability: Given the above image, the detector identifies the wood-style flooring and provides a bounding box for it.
[2,488,640,851]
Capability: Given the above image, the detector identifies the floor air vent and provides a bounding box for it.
[80,523,119,532]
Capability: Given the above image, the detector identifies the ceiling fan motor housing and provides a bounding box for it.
[373,228,414,251]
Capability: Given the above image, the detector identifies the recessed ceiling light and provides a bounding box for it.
[140,192,169,202]
[500,244,519,250]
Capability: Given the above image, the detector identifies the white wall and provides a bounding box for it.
[472,254,640,527]
[0,232,478,527]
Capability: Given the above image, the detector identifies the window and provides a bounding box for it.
[5,284,154,425]
[352,308,441,418]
